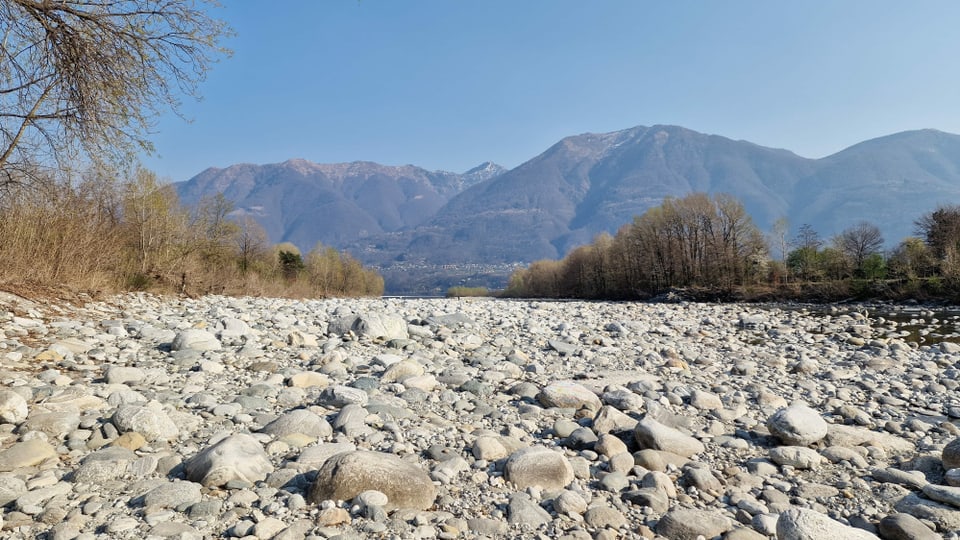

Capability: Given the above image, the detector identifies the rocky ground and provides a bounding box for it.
[1,292,960,539]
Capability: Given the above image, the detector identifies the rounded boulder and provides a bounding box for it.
[767,404,828,446]
[309,451,435,510]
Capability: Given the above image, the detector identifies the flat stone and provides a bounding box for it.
[895,493,960,531]
[261,409,331,439]
[655,508,732,539]
[538,380,602,411]
[634,417,704,457]
[878,513,941,540]
[141,480,202,509]
[770,446,822,469]
[776,507,880,539]
[0,439,57,472]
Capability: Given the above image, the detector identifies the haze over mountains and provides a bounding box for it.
[175,125,960,292]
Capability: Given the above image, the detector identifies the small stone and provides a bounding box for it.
[112,403,179,442]
[261,409,331,439]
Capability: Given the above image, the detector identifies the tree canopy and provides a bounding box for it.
[0,0,230,187]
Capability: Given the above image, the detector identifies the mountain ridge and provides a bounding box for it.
[174,125,960,292]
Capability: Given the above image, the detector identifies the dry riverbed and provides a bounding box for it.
[1,293,960,539]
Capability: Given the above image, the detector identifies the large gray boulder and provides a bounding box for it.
[170,329,221,351]
[309,451,435,510]
[504,446,574,491]
[767,404,828,446]
[112,403,179,441]
[185,433,274,487]
[328,313,408,340]
[776,507,880,540]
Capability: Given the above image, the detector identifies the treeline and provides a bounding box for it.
[502,193,960,301]
[0,166,383,298]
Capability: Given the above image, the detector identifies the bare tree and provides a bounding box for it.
[0,1,230,188]
[833,221,884,275]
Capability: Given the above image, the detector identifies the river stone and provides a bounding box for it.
[20,410,80,439]
[895,492,960,530]
[0,390,28,423]
[141,480,202,509]
[287,371,330,389]
[878,513,941,540]
[655,508,732,539]
[309,451,435,510]
[584,506,627,528]
[0,475,26,506]
[381,360,424,383]
[184,433,273,487]
[507,492,551,526]
[825,424,915,455]
[112,403,179,441]
[537,380,602,411]
[634,417,704,457]
[921,483,960,508]
[170,329,221,351]
[0,439,57,472]
[296,442,357,470]
[73,446,137,483]
[105,366,146,385]
[504,446,575,490]
[767,404,829,446]
[776,507,880,539]
[260,409,331,439]
[329,313,408,340]
[554,490,588,515]
[770,446,822,469]
[942,437,960,470]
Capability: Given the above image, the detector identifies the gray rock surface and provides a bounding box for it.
[3,294,959,539]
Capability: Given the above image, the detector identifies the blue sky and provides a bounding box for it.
[143,1,960,182]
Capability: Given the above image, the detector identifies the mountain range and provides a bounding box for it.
[175,125,960,293]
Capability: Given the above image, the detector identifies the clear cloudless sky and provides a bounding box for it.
[142,0,960,182]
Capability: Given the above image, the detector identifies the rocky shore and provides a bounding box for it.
[1,292,960,539]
